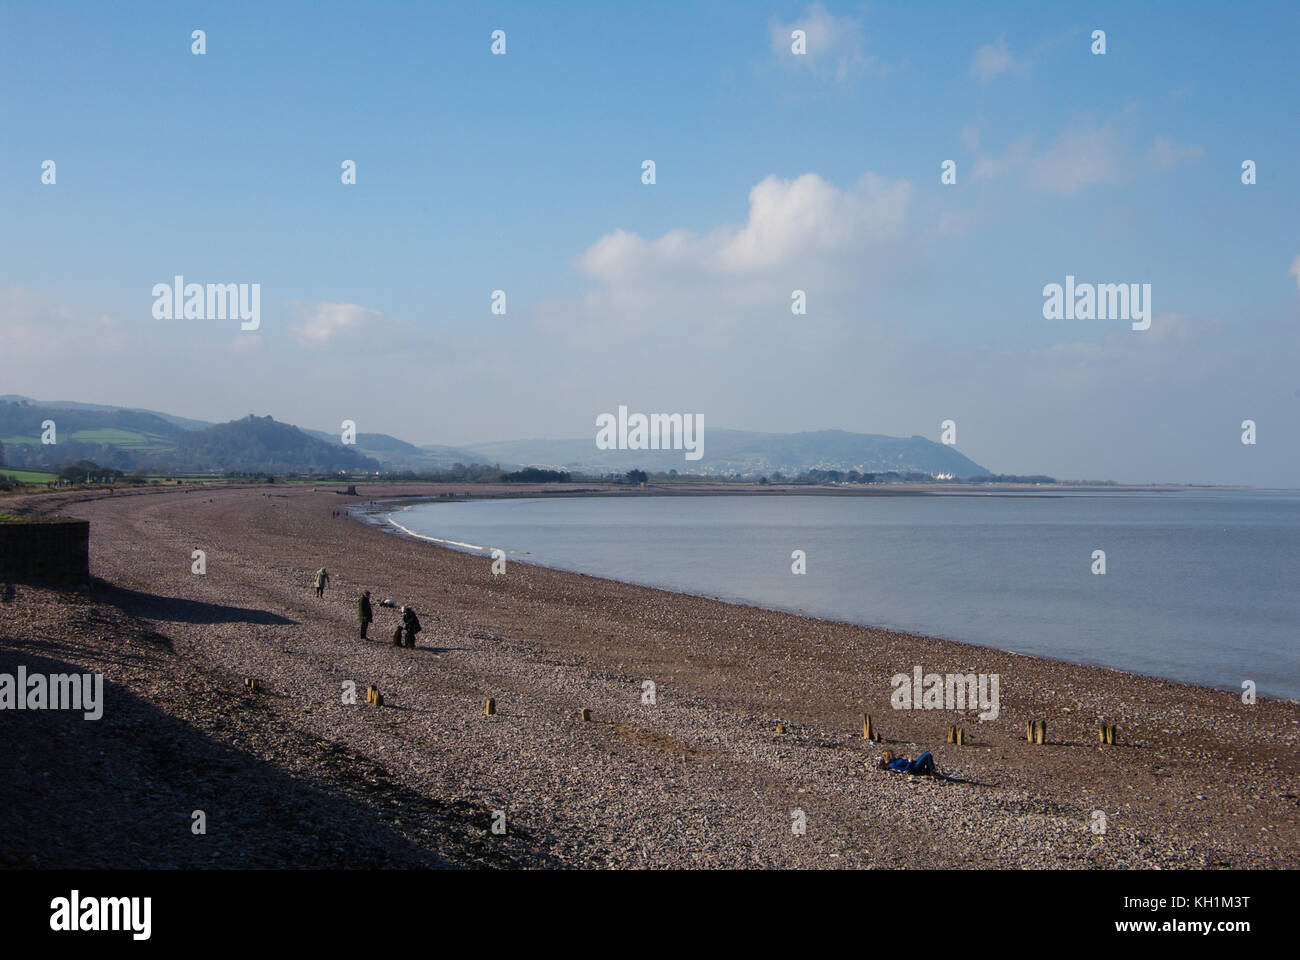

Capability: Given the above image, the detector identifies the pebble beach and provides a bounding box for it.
[2,483,1296,869]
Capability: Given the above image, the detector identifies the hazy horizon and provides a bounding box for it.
[2,2,1297,486]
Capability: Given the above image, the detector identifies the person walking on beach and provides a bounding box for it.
[358,590,373,640]
[401,605,422,648]
[314,567,330,598]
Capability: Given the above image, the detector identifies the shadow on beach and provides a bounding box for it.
[935,772,998,787]
[91,579,298,627]
[0,645,561,869]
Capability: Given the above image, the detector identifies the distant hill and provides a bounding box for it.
[0,395,212,431]
[462,428,990,478]
[303,429,483,472]
[0,398,190,471]
[1,401,377,474]
[177,416,380,474]
[0,397,994,478]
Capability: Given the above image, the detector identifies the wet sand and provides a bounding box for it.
[2,482,1296,868]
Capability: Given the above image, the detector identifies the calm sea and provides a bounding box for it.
[390,490,1300,699]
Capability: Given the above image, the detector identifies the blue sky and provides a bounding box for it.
[1,1,1297,484]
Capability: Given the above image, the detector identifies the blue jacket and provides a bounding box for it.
[886,751,934,774]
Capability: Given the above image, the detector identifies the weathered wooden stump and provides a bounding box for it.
[484,697,496,716]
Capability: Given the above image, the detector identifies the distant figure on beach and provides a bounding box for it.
[401,606,422,648]
[358,590,373,639]
[878,750,937,776]
[314,567,330,597]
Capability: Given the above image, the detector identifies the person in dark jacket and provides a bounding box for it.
[401,606,422,648]
[877,750,937,776]
[357,590,373,639]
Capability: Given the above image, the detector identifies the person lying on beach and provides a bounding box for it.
[877,750,937,776]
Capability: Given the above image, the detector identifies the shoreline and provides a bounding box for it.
[362,490,1299,707]
[345,480,1270,506]
[2,482,1296,869]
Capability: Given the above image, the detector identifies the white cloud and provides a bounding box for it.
[0,286,266,420]
[286,300,430,353]
[934,207,981,237]
[1028,122,1126,194]
[770,4,874,81]
[581,172,909,279]
[971,133,1034,182]
[0,286,126,362]
[1145,137,1204,170]
[970,29,1080,85]
[538,171,913,343]
[287,301,376,345]
[971,38,1014,82]
[969,120,1199,196]
[1290,255,1300,290]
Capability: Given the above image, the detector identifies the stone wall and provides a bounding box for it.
[0,517,90,582]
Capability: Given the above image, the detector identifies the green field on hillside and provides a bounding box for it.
[66,427,173,449]
[0,469,59,482]
[1,428,173,449]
